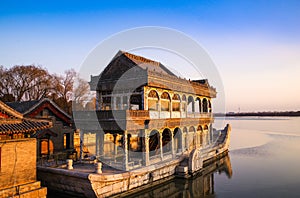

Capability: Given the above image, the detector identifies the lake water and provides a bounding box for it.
[213,117,300,198]
[122,116,300,198]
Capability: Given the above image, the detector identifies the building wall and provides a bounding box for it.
[0,138,36,190]
[50,120,74,152]
[36,118,74,156]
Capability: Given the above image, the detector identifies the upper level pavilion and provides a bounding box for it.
[74,51,219,171]
[89,50,216,120]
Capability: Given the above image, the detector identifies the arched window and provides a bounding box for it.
[208,100,212,112]
[187,96,194,113]
[202,98,208,113]
[173,128,182,153]
[195,97,201,113]
[161,92,170,111]
[172,94,180,111]
[148,90,159,111]
[149,130,160,157]
[162,128,172,153]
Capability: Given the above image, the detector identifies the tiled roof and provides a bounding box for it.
[0,118,52,134]
[6,98,71,119]
[119,50,176,76]
[0,100,52,134]
[6,100,40,114]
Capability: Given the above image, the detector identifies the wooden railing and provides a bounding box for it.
[74,110,150,121]
[127,110,150,119]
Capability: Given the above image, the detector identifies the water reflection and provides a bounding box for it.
[121,155,232,198]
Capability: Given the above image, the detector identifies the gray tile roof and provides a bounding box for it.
[6,100,40,114]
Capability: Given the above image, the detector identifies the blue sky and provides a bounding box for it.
[1,0,300,112]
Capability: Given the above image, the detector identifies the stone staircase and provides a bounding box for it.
[0,181,47,198]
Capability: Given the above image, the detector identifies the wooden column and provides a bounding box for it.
[113,96,117,110]
[123,131,128,170]
[96,132,104,157]
[127,96,130,110]
[144,87,147,110]
[99,93,103,110]
[100,132,104,156]
[47,135,50,159]
[113,134,118,157]
[79,130,84,161]
[120,96,123,110]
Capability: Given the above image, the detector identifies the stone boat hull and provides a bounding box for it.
[38,125,231,198]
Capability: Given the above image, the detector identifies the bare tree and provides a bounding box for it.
[73,77,90,108]
[0,66,14,102]
[0,65,91,114]
[0,65,55,102]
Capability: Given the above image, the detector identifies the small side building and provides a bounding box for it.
[6,98,75,158]
[0,100,52,197]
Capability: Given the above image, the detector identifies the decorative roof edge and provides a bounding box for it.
[23,98,72,119]
[0,100,23,119]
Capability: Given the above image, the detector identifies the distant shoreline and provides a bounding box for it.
[214,111,300,117]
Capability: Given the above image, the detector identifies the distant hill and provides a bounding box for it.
[214,111,300,117]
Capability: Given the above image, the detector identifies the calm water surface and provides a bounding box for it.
[123,117,300,198]
[213,117,300,198]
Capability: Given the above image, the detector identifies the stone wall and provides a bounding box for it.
[37,158,182,198]
[37,167,95,198]
[0,138,36,190]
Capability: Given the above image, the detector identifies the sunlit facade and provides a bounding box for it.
[76,51,217,170]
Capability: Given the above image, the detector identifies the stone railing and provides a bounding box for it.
[37,152,69,167]
[149,111,212,119]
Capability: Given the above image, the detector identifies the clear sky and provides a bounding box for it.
[1,0,300,112]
